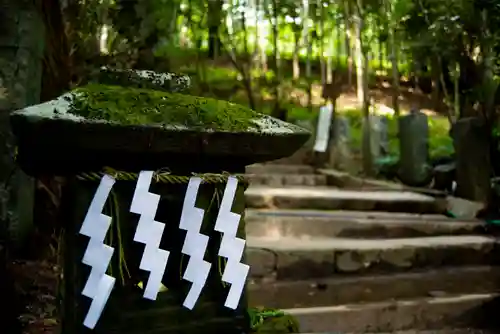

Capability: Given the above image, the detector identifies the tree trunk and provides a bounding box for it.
[343,1,353,86]
[319,0,326,85]
[254,0,261,72]
[292,37,301,81]
[352,0,373,176]
[239,3,256,110]
[0,0,45,331]
[430,55,441,111]
[0,0,43,243]
[378,20,384,71]
[304,0,312,110]
[480,10,496,120]
[40,0,72,101]
[271,0,281,116]
[387,0,400,117]
[258,20,268,72]
[326,32,334,84]
[335,15,341,69]
[353,4,364,106]
[207,0,223,59]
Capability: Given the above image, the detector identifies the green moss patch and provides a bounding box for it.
[67,84,259,131]
[249,307,300,333]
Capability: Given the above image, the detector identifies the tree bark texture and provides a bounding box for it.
[207,0,223,59]
[0,0,44,244]
[0,1,45,331]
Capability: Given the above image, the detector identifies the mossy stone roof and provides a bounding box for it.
[14,84,307,135]
[10,82,311,175]
[68,84,258,132]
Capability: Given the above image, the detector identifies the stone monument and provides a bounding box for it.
[398,109,431,186]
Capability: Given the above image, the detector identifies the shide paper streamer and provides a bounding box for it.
[130,171,170,300]
[79,174,116,329]
[79,172,249,329]
[214,176,250,309]
[313,104,333,153]
[178,177,211,309]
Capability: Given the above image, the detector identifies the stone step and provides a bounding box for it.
[245,187,445,214]
[284,293,500,333]
[246,173,327,187]
[301,331,494,334]
[248,266,500,309]
[246,209,485,239]
[245,164,315,175]
[247,235,498,280]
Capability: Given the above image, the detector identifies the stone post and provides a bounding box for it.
[362,114,388,163]
[328,115,352,171]
[398,110,431,186]
[452,117,491,202]
[312,104,334,168]
[10,72,309,334]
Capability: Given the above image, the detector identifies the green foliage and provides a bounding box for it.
[248,307,300,334]
[69,84,259,131]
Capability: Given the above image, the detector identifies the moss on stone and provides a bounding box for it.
[67,84,259,131]
[249,307,300,334]
[94,67,191,93]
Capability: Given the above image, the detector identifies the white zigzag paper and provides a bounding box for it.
[130,171,170,300]
[79,174,116,329]
[178,177,211,309]
[214,176,249,309]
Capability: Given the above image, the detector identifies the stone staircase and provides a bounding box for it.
[246,164,327,187]
[244,164,500,333]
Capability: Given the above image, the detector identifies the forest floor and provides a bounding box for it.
[270,77,448,118]
[12,258,59,334]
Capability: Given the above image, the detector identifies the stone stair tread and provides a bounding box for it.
[301,331,494,334]
[285,293,496,314]
[246,164,315,174]
[246,173,327,186]
[248,235,497,279]
[283,293,500,333]
[245,187,444,213]
[246,187,436,202]
[247,235,497,251]
[246,209,485,239]
[249,265,500,309]
[363,331,495,334]
[246,214,485,239]
[246,209,476,222]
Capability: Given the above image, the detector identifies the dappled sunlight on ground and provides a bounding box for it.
[288,81,447,117]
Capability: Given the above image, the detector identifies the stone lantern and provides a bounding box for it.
[10,69,309,334]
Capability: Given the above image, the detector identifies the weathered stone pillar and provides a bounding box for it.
[452,117,491,202]
[362,114,382,161]
[398,111,431,186]
[328,115,352,171]
[10,73,309,334]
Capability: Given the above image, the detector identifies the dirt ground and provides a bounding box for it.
[292,81,448,116]
[12,259,59,334]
